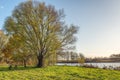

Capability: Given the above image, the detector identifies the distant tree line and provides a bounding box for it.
[57,51,85,64]
[85,54,120,63]
[57,51,84,61]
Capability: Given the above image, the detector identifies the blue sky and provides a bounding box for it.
[1,0,120,57]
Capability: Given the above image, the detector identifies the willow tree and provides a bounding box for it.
[4,1,78,67]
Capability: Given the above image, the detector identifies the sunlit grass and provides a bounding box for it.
[0,66,119,80]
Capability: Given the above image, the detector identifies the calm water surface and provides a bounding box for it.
[57,62,120,68]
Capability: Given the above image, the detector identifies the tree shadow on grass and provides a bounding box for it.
[0,66,38,72]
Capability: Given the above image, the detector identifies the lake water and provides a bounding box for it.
[57,62,120,68]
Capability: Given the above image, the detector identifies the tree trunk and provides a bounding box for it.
[37,55,43,67]
[8,64,12,70]
[14,64,18,69]
[23,59,27,68]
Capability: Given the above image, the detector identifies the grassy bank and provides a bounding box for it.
[0,66,119,80]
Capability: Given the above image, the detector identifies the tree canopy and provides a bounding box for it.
[4,1,78,67]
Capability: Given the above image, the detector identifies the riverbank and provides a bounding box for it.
[0,66,120,80]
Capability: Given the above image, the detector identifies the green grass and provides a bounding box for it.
[0,66,119,80]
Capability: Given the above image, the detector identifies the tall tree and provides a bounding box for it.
[0,30,10,57]
[4,1,78,67]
